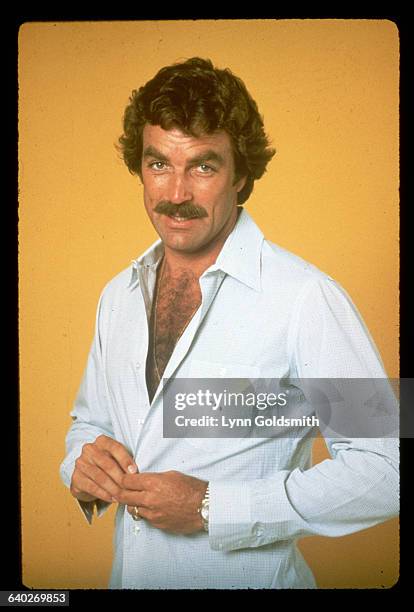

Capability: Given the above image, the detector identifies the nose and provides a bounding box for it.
[166,173,193,204]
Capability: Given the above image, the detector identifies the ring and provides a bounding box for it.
[132,505,141,521]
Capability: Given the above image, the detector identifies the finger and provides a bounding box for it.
[116,489,149,507]
[75,458,124,499]
[89,449,129,489]
[122,472,151,490]
[126,505,151,520]
[95,435,138,474]
[126,500,146,514]
[71,472,114,504]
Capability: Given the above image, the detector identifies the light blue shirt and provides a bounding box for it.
[60,208,399,589]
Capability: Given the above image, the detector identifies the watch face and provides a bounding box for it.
[201,505,209,521]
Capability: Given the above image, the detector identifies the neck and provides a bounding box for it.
[162,207,241,279]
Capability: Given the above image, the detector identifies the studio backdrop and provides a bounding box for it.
[19,19,399,589]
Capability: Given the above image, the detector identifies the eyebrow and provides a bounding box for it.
[143,146,169,163]
[143,145,225,167]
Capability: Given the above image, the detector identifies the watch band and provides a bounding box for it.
[200,483,210,532]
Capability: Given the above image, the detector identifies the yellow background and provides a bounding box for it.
[19,20,399,589]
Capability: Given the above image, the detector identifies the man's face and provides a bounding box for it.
[141,124,246,256]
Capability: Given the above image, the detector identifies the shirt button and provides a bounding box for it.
[136,362,141,369]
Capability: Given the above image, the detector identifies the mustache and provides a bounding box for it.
[154,201,209,219]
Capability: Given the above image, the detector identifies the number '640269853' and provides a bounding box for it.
[7,592,67,603]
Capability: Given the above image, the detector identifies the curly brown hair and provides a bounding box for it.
[117,57,276,205]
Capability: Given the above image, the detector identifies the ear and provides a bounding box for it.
[235,175,247,193]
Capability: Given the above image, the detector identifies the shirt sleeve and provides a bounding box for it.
[59,291,114,524]
[208,277,399,551]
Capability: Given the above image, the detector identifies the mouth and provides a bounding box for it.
[166,213,198,222]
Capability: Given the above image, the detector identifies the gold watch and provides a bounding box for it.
[200,483,210,532]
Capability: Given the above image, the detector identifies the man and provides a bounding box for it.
[60,57,398,589]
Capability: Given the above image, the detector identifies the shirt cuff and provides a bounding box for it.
[208,472,308,551]
[76,499,112,525]
[59,452,79,490]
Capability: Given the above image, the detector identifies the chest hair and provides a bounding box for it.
[154,268,202,377]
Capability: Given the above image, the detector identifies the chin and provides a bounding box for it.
[162,231,206,251]
[166,240,202,253]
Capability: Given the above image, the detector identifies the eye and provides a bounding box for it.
[149,161,167,171]
[198,164,215,174]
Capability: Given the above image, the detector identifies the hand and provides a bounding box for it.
[70,435,138,504]
[116,470,208,534]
